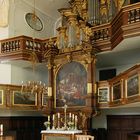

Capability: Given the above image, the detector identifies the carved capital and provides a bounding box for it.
[66,54,72,62]
[47,63,53,70]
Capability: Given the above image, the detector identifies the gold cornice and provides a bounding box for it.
[58,8,72,15]
[54,45,96,66]
[58,8,73,17]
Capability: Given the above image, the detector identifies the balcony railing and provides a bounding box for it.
[91,2,140,50]
[0,3,140,60]
[98,64,140,108]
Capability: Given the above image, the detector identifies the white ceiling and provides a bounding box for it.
[23,0,69,19]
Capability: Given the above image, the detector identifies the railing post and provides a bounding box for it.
[122,11,129,25]
[20,36,26,50]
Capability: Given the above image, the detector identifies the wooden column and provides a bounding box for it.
[87,57,97,106]
[46,60,54,111]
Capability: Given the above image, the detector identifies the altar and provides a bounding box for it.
[41,130,83,140]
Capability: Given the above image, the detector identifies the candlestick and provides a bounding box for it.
[74,115,78,130]
[52,114,56,130]
[64,104,67,112]
[64,104,68,130]
[57,113,60,129]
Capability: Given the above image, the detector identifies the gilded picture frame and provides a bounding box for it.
[98,87,109,103]
[112,81,122,101]
[126,74,139,98]
[55,61,87,108]
[42,92,48,106]
[0,90,4,105]
[12,91,37,106]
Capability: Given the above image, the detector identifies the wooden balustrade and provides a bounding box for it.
[0,36,43,54]
[91,23,111,41]
[91,23,111,51]
[0,36,58,62]
[0,3,140,60]
[122,2,140,24]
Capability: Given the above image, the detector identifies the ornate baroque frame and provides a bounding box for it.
[54,61,88,108]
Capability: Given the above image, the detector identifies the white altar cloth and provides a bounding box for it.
[41,130,82,134]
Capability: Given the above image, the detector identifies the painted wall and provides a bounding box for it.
[0,63,48,85]
[0,64,11,84]
[0,27,9,39]
[11,64,48,85]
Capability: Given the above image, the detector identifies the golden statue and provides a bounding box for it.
[100,0,110,23]
[113,0,125,11]
[100,0,111,15]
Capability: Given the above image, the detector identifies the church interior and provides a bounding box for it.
[0,0,140,140]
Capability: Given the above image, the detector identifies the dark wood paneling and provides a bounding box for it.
[107,115,140,140]
[0,116,46,140]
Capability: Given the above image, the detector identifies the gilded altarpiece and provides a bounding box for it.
[46,49,97,132]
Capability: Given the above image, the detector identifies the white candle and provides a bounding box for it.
[48,115,50,121]
[69,112,71,118]
[53,114,55,120]
[58,113,60,118]
[0,124,3,136]
[75,115,78,121]
[72,114,74,120]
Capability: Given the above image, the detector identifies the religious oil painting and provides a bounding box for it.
[56,61,87,107]
[98,87,109,103]
[0,90,3,105]
[127,74,139,97]
[113,82,121,101]
[13,91,37,106]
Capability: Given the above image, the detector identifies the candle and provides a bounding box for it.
[69,112,71,118]
[75,115,78,121]
[48,115,50,121]
[72,114,74,120]
[0,124,3,136]
[53,114,55,120]
[58,113,60,118]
